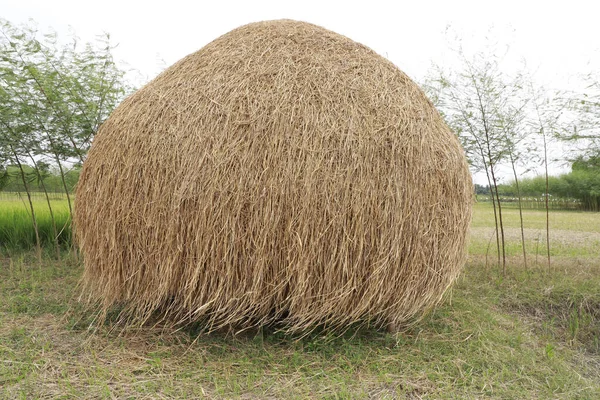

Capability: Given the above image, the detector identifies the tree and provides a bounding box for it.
[0,18,132,257]
[566,156,600,211]
[564,72,600,157]
[474,184,490,196]
[0,164,8,190]
[527,81,568,271]
[424,48,531,273]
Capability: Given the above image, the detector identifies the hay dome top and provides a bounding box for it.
[75,19,473,333]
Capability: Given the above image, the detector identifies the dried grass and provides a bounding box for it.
[74,20,473,334]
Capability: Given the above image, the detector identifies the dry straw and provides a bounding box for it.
[75,19,473,334]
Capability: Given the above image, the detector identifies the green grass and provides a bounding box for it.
[0,203,599,398]
[0,197,72,252]
[471,201,600,231]
[469,202,600,259]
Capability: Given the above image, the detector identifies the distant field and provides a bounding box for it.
[471,202,600,231]
[469,202,600,261]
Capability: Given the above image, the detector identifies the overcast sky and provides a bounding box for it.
[4,0,599,182]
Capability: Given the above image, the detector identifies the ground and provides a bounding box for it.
[1,203,599,399]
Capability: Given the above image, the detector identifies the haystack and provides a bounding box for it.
[75,20,472,333]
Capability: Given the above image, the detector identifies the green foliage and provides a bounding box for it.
[0,18,131,181]
[0,18,132,166]
[1,164,80,193]
[507,158,600,211]
[423,45,541,178]
[563,72,600,158]
[572,154,600,172]
[0,163,8,190]
[474,183,490,195]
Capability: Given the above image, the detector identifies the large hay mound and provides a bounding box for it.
[75,20,472,333]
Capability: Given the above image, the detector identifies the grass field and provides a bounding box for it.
[0,194,72,252]
[0,203,599,398]
[470,204,600,262]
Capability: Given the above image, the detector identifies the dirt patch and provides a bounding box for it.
[470,227,600,249]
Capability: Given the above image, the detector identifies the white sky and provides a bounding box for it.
[4,0,599,184]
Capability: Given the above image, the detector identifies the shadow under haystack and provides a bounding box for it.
[74,19,473,334]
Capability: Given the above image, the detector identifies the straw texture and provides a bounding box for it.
[74,19,473,333]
